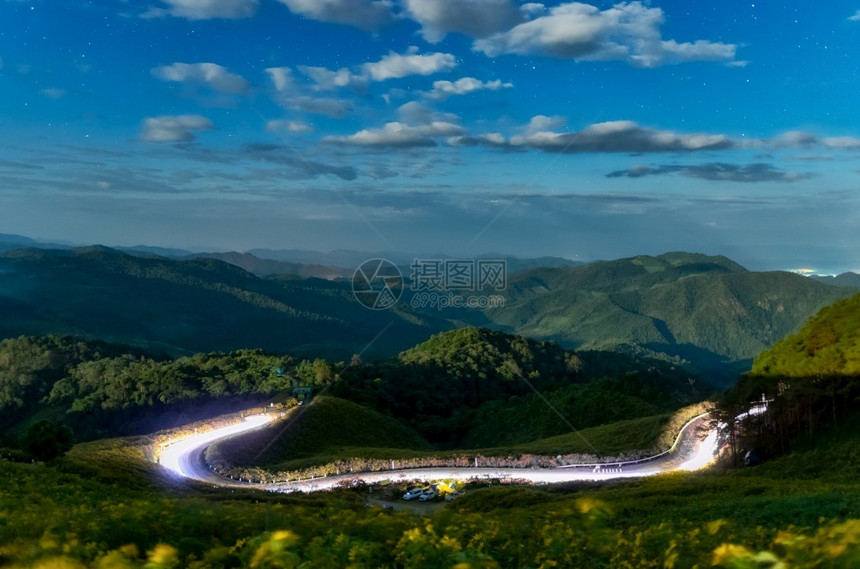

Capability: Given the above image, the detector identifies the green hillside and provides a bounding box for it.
[211,395,432,469]
[0,329,703,456]
[214,412,674,478]
[0,335,303,441]
[0,247,449,360]
[481,252,854,382]
[720,293,860,461]
[751,292,860,376]
[333,327,706,447]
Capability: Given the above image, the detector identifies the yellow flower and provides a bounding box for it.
[711,543,751,565]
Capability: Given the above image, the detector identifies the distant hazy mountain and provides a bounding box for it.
[0,233,70,252]
[247,248,581,275]
[117,245,197,258]
[474,254,583,274]
[247,248,412,268]
[478,252,856,383]
[2,235,579,278]
[811,272,860,288]
[0,246,452,360]
[186,251,351,280]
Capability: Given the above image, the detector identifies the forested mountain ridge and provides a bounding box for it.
[751,291,860,376]
[0,327,705,452]
[483,252,855,382]
[812,272,860,288]
[334,327,707,447]
[0,335,300,441]
[719,292,860,461]
[0,246,450,359]
[0,247,854,380]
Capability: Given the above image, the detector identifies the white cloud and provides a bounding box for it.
[526,114,566,133]
[425,77,512,99]
[822,136,860,149]
[473,1,737,67]
[266,67,354,118]
[658,39,737,65]
[140,115,214,142]
[275,0,396,31]
[152,62,249,94]
[298,65,368,92]
[271,49,456,102]
[448,132,514,149]
[476,120,735,153]
[362,48,457,81]
[324,121,465,148]
[768,131,860,150]
[144,0,259,20]
[403,0,525,42]
[849,10,860,21]
[266,120,314,133]
[40,87,67,99]
[606,163,814,183]
[520,3,546,18]
[771,131,818,148]
[282,96,352,118]
[265,67,294,92]
[396,101,461,125]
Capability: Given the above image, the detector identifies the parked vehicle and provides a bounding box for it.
[402,487,424,501]
[418,488,437,502]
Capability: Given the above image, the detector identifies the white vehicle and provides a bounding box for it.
[418,488,437,502]
[402,487,424,501]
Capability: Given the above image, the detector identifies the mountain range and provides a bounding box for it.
[0,244,855,382]
[482,252,857,381]
[0,245,449,359]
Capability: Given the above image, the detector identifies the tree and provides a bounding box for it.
[20,420,75,462]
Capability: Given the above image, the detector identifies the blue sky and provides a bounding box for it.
[1,0,859,272]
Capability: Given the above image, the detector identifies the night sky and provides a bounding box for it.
[1,1,859,273]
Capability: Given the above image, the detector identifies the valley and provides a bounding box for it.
[0,245,858,567]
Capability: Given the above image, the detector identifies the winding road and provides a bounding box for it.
[157,411,719,493]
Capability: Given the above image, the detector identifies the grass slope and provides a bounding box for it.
[212,396,432,470]
[1,414,858,567]
[216,402,673,474]
[752,291,860,376]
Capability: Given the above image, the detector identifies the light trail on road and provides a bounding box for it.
[159,414,275,477]
[154,411,722,493]
[679,429,719,471]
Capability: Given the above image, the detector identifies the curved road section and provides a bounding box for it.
[158,413,718,493]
